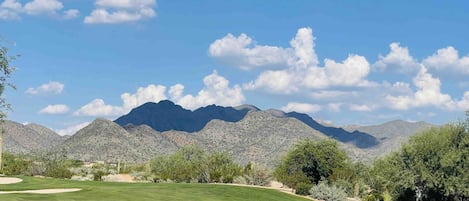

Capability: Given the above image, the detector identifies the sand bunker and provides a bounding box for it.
[0,188,81,194]
[0,177,81,194]
[0,177,23,184]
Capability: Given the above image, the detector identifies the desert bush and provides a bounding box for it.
[243,164,272,186]
[93,170,106,181]
[362,190,384,201]
[331,179,353,197]
[233,176,248,184]
[295,182,312,195]
[131,171,152,182]
[45,166,72,179]
[309,180,347,201]
[1,153,31,175]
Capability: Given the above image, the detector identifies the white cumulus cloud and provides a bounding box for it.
[212,27,374,94]
[423,46,469,75]
[373,42,420,73]
[170,71,245,110]
[0,0,78,20]
[74,99,124,117]
[244,70,297,93]
[0,0,21,19]
[39,104,69,114]
[84,0,156,24]
[74,84,167,117]
[74,71,243,117]
[25,81,64,95]
[303,54,371,89]
[121,84,167,111]
[23,0,63,15]
[386,66,453,110]
[56,121,91,136]
[209,33,293,70]
[455,92,469,111]
[281,102,321,114]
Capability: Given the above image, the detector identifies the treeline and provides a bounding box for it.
[149,146,272,185]
[1,151,80,179]
[273,113,469,201]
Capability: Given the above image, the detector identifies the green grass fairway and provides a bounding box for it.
[0,177,310,201]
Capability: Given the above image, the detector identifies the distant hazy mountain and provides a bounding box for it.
[114,100,251,132]
[2,120,64,154]
[343,120,435,158]
[265,109,380,149]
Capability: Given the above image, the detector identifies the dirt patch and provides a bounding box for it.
[0,188,81,194]
[103,174,135,182]
[0,177,23,184]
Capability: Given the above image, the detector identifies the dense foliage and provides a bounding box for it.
[150,146,242,183]
[274,139,348,189]
[369,115,469,200]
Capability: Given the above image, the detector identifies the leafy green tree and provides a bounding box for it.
[206,152,241,183]
[370,113,469,200]
[329,161,373,198]
[0,39,17,174]
[274,139,348,189]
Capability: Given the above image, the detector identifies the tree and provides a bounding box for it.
[206,152,241,183]
[370,114,469,200]
[0,39,17,174]
[274,139,348,189]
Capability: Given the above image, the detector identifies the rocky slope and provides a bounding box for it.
[57,118,176,163]
[1,120,64,154]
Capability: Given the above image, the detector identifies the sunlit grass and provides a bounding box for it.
[0,176,310,201]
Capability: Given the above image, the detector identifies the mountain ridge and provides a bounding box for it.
[2,101,435,166]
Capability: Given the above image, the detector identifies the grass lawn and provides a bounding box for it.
[0,176,311,201]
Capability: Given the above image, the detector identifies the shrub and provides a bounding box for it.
[1,153,31,175]
[233,176,248,184]
[362,191,384,201]
[309,180,347,201]
[93,170,106,181]
[45,166,72,179]
[331,179,354,196]
[295,182,312,195]
[244,164,272,186]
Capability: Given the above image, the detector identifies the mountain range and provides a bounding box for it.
[1,100,434,166]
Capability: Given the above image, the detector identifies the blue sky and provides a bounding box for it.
[1,0,468,135]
